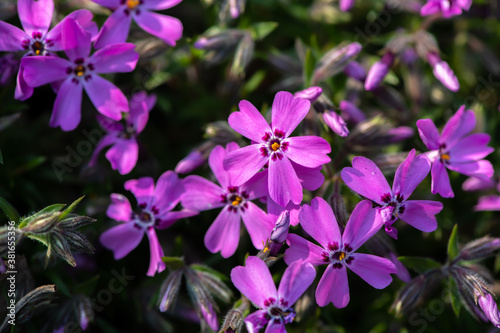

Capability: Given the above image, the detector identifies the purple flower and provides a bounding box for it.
[475,196,500,211]
[100,171,196,276]
[285,198,396,308]
[175,151,205,174]
[341,149,443,239]
[365,52,394,91]
[223,91,331,207]
[420,0,472,18]
[339,0,355,11]
[0,0,97,100]
[21,18,139,131]
[89,91,156,174]
[293,86,322,102]
[417,105,494,198]
[426,52,459,92]
[92,0,183,49]
[181,143,274,258]
[462,177,496,192]
[231,256,316,332]
[477,291,500,328]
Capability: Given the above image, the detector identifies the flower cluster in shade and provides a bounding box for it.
[100,171,196,276]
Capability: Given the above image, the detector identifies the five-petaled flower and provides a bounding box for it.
[21,18,139,131]
[285,197,397,308]
[223,91,331,207]
[0,0,97,100]
[92,0,183,49]
[341,149,443,239]
[181,142,274,258]
[231,256,316,333]
[89,91,156,174]
[417,105,494,198]
[100,171,196,276]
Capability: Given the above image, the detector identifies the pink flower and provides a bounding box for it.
[100,171,196,276]
[417,105,494,198]
[285,198,396,308]
[92,0,183,49]
[421,0,472,18]
[223,91,331,207]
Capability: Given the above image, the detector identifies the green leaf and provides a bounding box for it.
[448,224,459,262]
[398,256,441,274]
[0,196,20,223]
[59,196,84,221]
[161,256,185,270]
[448,276,462,317]
[303,48,315,88]
[250,22,278,40]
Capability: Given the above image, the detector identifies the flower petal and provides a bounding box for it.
[230,256,277,308]
[105,138,138,174]
[292,163,324,192]
[204,207,241,258]
[341,156,391,205]
[62,16,91,61]
[18,0,53,36]
[156,209,197,229]
[446,160,494,180]
[316,264,349,308]
[441,106,475,148]
[181,175,225,211]
[93,8,132,49]
[84,75,129,120]
[88,132,119,168]
[448,133,494,162]
[0,21,27,51]
[431,160,454,198]
[271,91,311,137]
[106,193,132,221]
[399,200,442,232]
[475,195,500,211]
[268,198,300,226]
[228,99,271,143]
[100,222,144,259]
[416,118,441,151]
[278,260,316,305]
[285,136,331,168]
[223,145,268,186]
[299,197,341,249]
[47,9,98,51]
[268,156,303,206]
[284,234,326,266]
[342,200,383,252]
[142,0,183,10]
[209,145,232,189]
[348,253,396,288]
[264,319,286,333]
[90,43,138,74]
[241,201,274,250]
[146,227,166,276]
[15,66,33,101]
[392,149,430,199]
[133,10,183,46]
[244,310,269,333]
[153,170,184,212]
[50,77,83,131]
[241,170,269,200]
[21,56,71,87]
[124,177,155,206]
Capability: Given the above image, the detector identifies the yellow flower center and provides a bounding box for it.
[339,252,346,261]
[127,0,140,9]
[271,142,280,151]
[441,153,450,160]
[33,41,43,55]
[232,196,242,206]
[75,65,85,76]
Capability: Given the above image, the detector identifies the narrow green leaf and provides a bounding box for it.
[303,48,315,88]
[162,256,185,270]
[398,256,441,274]
[250,22,278,40]
[448,224,459,262]
[448,276,462,317]
[0,196,20,223]
[59,196,84,221]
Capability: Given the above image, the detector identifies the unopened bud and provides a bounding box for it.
[339,0,355,11]
[267,210,290,256]
[365,52,394,90]
[391,272,439,317]
[427,52,459,92]
[462,177,496,192]
[322,110,349,137]
[344,61,366,81]
[231,33,254,78]
[313,42,362,83]
[175,151,205,174]
[158,269,184,312]
[476,291,500,328]
[339,100,365,124]
[294,86,322,102]
[455,236,500,262]
[194,30,245,50]
[474,195,500,212]
[21,212,60,234]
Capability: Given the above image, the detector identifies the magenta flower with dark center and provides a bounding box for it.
[100,171,196,276]
[417,105,494,198]
[0,0,97,100]
[92,0,183,49]
[181,142,274,258]
[341,149,443,239]
[223,91,331,207]
[89,91,156,174]
[285,198,396,308]
[231,256,316,332]
[21,18,139,131]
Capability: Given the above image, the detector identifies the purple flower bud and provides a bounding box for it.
[339,0,355,11]
[384,126,415,143]
[339,100,366,124]
[365,52,394,90]
[194,30,244,50]
[322,110,349,137]
[175,151,205,174]
[477,291,500,328]
[229,0,245,18]
[455,236,500,262]
[427,52,459,91]
[294,86,323,102]
[343,61,367,82]
[267,210,290,255]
